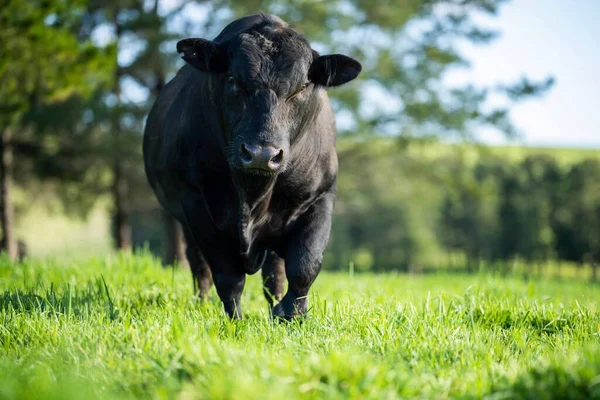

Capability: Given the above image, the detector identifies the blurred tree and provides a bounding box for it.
[438,156,503,270]
[334,141,599,273]
[496,165,522,260]
[0,0,113,260]
[87,0,142,251]
[329,140,439,271]
[438,152,600,278]
[496,156,561,265]
[77,0,179,253]
[556,160,600,270]
[517,156,561,262]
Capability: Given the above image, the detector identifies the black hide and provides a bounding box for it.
[143,13,361,319]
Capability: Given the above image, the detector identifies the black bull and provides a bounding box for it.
[143,13,361,319]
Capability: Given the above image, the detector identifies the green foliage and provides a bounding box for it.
[330,140,438,271]
[438,152,600,268]
[0,0,115,217]
[0,254,599,399]
[0,0,113,126]
[554,160,600,263]
[327,138,600,272]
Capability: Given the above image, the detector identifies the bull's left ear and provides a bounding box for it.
[176,38,228,73]
[310,54,362,87]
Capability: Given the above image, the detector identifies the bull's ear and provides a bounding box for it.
[176,38,227,73]
[310,53,362,87]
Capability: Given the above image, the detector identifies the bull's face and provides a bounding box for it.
[177,18,361,176]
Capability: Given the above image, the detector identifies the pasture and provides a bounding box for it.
[1,253,599,399]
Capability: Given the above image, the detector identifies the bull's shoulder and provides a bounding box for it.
[313,90,339,183]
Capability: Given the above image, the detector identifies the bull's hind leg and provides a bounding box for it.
[262,250,286,307]
[188,248,213,300]
[184,231,213,300]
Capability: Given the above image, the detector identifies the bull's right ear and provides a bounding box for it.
[176,38,228,73]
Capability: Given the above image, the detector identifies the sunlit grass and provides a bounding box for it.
[1,252,599,399]
[16,206,112,261]
[337,137,600,167]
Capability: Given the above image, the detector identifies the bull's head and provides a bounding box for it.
[176,15,361,176]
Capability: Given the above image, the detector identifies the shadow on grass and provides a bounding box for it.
[0,277,119,321]
[468,306,581,335]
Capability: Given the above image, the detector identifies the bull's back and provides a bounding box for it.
[144,65,195,178]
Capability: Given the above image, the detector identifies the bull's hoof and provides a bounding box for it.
[223,302,243,320]
[271,295,307,321]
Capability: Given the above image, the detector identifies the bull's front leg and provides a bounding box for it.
[213,268,246,319]
[200,242,246,319]
[272,194,334,320]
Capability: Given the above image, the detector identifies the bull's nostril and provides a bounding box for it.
[240,143,253,164]
[271,149,284,165]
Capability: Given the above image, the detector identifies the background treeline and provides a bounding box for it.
[1,0,597,276]
[326,140,599,275]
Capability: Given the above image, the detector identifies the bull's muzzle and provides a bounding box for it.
[239,143,284,173]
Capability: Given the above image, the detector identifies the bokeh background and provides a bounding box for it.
[1,0,598,278]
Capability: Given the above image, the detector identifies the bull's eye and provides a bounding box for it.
[227,75,238,91]
[298,82,310,93]
[286,82,311,102]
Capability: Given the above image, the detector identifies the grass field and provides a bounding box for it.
[1,253,599,399]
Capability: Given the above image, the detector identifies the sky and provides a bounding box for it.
[447,0,600,148]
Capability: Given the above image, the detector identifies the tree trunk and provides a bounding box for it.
[111,158,131,250]
[0,129,17,261]
[110,12,132,251]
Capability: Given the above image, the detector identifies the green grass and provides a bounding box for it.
[1,253,599,399]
